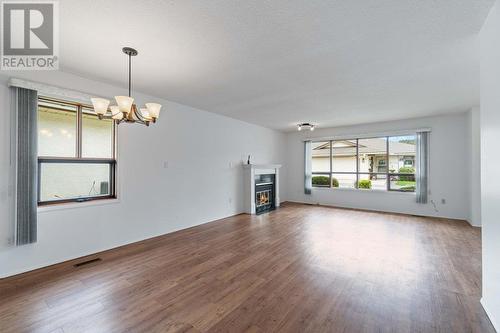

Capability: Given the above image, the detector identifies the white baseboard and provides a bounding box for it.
[481,297,498,332]
[286,199,469,222]
[466,220,482,228]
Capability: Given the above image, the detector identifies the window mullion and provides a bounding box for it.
[329,140,333,188]
[113,120,117,159]
[386,136,390,191]
[37,159,41,203]
[355,139,359,189]
[77,105,83,158]
[110,160,116,197]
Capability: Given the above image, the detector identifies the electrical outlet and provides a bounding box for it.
[441,198,446,204]
[163,161,169,169]
[7,237,14,246]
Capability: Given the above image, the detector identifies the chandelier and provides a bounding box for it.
[90,47,161,126]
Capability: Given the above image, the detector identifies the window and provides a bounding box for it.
[388,136,416,192]
[358,137,387,190]
[332,140,357,189]
[311,134,416,192]
[311,141,331,187]
[37,97,116,205]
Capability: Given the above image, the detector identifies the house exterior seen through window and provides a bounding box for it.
[37,97,117,205]
[311,135,416,192]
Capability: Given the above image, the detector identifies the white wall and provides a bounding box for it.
[479,1,500,330]
[285,113,471,220]
[467,107,482,227]
[0,71,287,278]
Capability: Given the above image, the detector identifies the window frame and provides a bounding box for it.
[311,135,416,192]
[37,96,117,206]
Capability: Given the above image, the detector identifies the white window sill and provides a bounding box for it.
[312,187,416,195]
[37,198,120,214]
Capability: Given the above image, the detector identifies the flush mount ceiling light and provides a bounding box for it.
[91,47,161,126]
[297,123,315,131]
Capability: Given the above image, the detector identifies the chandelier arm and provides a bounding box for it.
[115,117,148,126]
[132,105,152,126]
[135,108,149,121]
[137,114,150,126]
[131,108,149,126]
[134,118,149,126]
[134,107,146,121]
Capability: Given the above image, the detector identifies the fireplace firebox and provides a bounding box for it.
[255,174,275,214]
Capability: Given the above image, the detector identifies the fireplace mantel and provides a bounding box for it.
[243,164,281,214]
[243,164,282,170]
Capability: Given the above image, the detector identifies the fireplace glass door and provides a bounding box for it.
[255,174,275,214]
[256,190,271,207]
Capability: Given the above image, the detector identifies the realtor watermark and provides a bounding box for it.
[1,0,59,70]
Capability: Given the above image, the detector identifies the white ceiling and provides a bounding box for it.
[60,0,494,131]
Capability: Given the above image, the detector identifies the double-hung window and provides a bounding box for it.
[311,135,416,192]
[37,97,117,205]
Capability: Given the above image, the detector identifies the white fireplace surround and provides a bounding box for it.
[243,164,281,214]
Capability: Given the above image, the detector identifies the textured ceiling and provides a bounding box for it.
[59,0,494,131]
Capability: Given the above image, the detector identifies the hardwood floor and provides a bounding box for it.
[0,203,494,333]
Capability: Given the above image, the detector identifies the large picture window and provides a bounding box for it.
[312,135,416,192]
[37,97,117,205]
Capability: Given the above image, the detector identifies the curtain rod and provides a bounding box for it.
[8,77,111,105]
[301,128,431,142]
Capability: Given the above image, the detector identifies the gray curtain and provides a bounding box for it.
[14,87,38,245]
[304,141,312,194]
[416,131,429,204]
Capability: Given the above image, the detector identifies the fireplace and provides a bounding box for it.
[255,174,275,214]
[243,164,281,215]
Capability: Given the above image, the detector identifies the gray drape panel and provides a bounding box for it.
[15,87,38,245]
[416,131,429,204]
[304,141,312,194]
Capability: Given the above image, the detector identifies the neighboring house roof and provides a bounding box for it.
[312,138,415,157]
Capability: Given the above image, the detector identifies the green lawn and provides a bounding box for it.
[396,180,416,186]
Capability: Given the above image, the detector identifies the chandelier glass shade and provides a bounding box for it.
[90,47,161,126]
